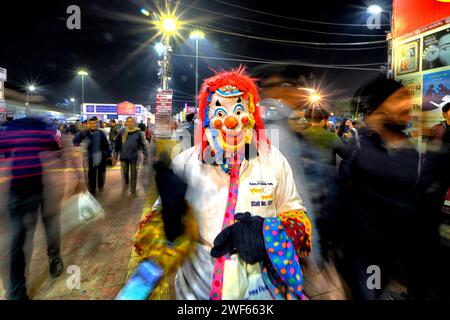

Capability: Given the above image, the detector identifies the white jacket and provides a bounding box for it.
[153,145,306,299]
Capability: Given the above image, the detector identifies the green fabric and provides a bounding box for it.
[301,126,340,151]
[301,126,341,165]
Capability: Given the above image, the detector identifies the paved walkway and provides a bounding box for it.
[0,135,149,300]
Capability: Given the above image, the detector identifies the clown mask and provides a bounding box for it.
[204,85,255,158]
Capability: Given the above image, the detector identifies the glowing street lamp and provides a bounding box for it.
[161,17,177,33]
[190,30,205,108]
[77,70,88,77]
[140,8,151,17]
[25,84,37,107]
[310,93,322,104]
[189,30,205,40]
[70,97,76,113]
[77,69,89,110]
[367,4,383,15]
[154,42,165,56]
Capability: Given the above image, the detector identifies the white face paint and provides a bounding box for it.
[204,86,255,155]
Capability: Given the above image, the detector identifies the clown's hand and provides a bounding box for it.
[154,156,188,242]
[211,212,266,264]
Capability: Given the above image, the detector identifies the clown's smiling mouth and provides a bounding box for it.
[221,129,244,144]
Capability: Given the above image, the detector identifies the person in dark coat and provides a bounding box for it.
[321,77,425,300]
[114,117,148,197]
[73,117,111,196]
[416,101,450,300]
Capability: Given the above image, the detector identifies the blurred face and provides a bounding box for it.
[87,120,97,131]
[373,87,412,130]
[126,118,135,129]
[259,75,311,110]
[205,86,255,154]
[110,120,116,127]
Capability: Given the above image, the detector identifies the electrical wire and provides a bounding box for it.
[211,48,385,65]
[186,24,387,46]
[194,21,387,51]
[179,2,387,37]
[210,0,390,27]
[172,53,384,71]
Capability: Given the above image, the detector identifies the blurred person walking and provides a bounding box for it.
[138,120,147,133]
[321,77,424,300]
[108,119,121,152]
[0,115,64,300]
[417,101,450,299]
[114,117,148,197]
[337,118,360,151]
[73,117,111,196]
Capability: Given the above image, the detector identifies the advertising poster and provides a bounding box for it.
[422,68,450,133]
[397,40,420,75]
[422,68,450,111]
[397,74,423,147]
[422,27,450,71]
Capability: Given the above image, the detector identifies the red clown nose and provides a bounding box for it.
[224,116,238,129]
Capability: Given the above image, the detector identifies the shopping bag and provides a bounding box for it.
[221,258,273,300]
[77,191,105,223]
[60,191,105,234]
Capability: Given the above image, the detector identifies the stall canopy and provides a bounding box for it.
[393,0,450,38]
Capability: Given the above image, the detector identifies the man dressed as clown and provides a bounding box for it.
[136,67,312,300]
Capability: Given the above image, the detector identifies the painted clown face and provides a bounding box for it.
[205,85,255,155]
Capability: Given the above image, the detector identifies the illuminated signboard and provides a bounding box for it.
[96,105,117,113]
[117,101,136,115]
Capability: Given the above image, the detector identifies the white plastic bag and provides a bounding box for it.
[77,191,105,223]
[60,191,105,234]
[222,258,273,300]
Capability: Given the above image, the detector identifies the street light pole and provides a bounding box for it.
[26,85,36,110]
[77,70,88,115]
[195,38,199,108]
[81,75,85,112]
[190,30,204,109]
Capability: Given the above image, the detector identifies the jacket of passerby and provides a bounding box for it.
[73,129,111,165]
[321,127,420,247]
[115,127,148,162]
[0,117,62,191]
[138,122,147,133]
[109,124,121,145]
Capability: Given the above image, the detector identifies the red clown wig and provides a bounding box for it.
[196,66,270,153]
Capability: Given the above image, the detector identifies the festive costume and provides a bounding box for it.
[135,67,312,300]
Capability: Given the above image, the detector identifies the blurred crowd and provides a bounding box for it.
[255,69,450,300]
[0,67,449,301]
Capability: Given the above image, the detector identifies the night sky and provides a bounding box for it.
[0,0,392,113]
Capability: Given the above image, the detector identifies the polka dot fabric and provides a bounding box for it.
[278,210,312,258]
[262,216,304,300]
[209,163,240,300]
